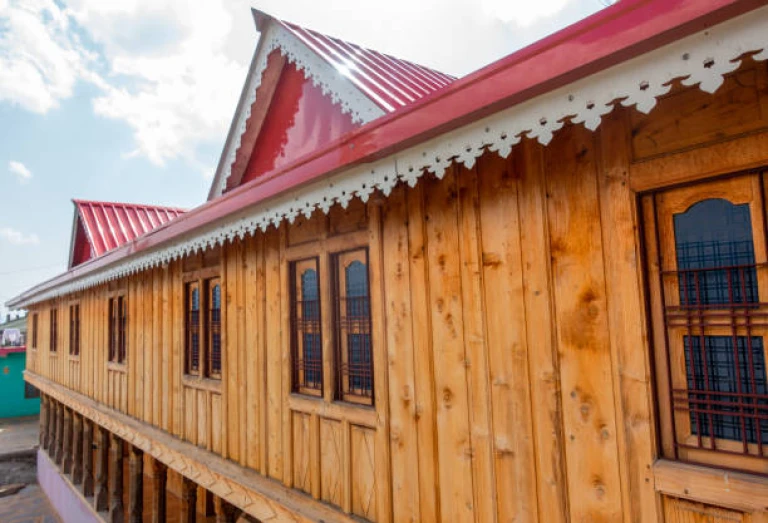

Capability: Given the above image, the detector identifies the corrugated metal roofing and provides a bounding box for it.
[73,200,186,258]
[277,19,457,112]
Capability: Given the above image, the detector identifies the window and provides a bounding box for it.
[185,281,201,375]
[24,382,40,399]
[184,272,222,379]
[108,296,127,364]
[69,304,80,356]
[332,249,373,404]
[49,309,58,353]
[643,174,768,474]
[290,258,323,396]
[31,313,38,349]
[206,278,222,379]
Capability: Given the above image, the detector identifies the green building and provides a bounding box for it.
[0,314,39,418]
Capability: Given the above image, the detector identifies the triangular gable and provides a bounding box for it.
[207,9,455,200]
[68,200,186,269]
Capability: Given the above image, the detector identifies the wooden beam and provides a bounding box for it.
[26,371,361,523]
[128,445,143,523]
[108,434,124,523]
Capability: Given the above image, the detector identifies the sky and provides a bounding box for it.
[0,0,607,318]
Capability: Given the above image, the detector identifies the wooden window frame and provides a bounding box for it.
[68,303,80,358]
[183,266,222,383]
[290,257,324,397]
[31,313,38,350]
[331,247,374,406]
[49,308,58,353]
[108,293,127,365]
[642,173,768,475]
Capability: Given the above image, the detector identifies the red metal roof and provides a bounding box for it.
[268,14,457,112]
[73,200,186,259]
[8,0,763,307]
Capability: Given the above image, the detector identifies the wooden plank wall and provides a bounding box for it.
[25,59,768,522]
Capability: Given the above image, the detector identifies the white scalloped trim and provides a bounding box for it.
[13,6,768,307]
[211,24,384,199]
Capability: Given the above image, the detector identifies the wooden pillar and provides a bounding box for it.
[82,419,94,498]
[128,445,143,523]
[180,476,197,523]
[39,395,48,449]
[62,407,73,474]
[55,402,64,465]
[94,426,109,512]
[72,413,83,484]
[47,398,56,454]
[150,459,167,523]
[108,434,124,523]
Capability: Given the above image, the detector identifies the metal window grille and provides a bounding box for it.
[207,279,222,379]
[69,304,80,356]
[332,250,373,403]
[50,309,57,353]
[290,259,323,394]
[662,198,768,458]
[108,298,116,362]
[118,296,127,363]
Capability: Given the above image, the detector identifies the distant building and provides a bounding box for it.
[0,312,39,418]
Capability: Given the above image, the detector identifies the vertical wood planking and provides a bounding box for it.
[153,269,162,424]
[456,162,496,523]
[477,152,539,522]
[516,139,569,523]
[597,108,660,523]
[422,169,475,523]
[256,234,268,475]
[265,229,283,480]
[143,272,153,422]
[226,240,241,462]
[406,182,440,522]
[238,239,248,466]
[245,235,260,470]
[135,273,145,421]
[172,262,183,437]
[280,227,293,488]
[381,185,421,522]
[544,125,623,522]
[162,265,171,431]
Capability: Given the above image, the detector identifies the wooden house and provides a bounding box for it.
[9,1,768,521]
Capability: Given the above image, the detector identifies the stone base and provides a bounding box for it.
[37,449,102,523]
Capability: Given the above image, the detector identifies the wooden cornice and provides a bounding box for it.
[25,371,357,523]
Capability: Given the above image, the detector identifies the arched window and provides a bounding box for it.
[290,259,323,395]
[334,250,373,403]
[185,283,201,374]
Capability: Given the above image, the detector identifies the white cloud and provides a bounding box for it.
[0,227,40,245]
[0,0,102,113]
[480,0,570,26]
[8,161,32,183]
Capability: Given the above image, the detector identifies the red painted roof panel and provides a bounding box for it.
[276,18,457,112]
[73,200,186,261]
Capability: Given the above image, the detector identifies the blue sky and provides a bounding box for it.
[0,0,604,317]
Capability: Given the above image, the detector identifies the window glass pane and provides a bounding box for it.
[187,284,200,373]
[300,269,322,387]
[210,282,222,376]
[684,335,768,445]
[674,199,757,305]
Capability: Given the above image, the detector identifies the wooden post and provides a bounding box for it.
[214,496,239,523]
[39,395,48,449]
[48,398,57,454]
[150,459,167,523]
[55,402,64,465]
[108,434,125,523]
[62,407,73,474]
[83,418,94,498]
[180,476,197,523]
[94,427,109,512]
[128,445,143,523]
[72,413,83,484]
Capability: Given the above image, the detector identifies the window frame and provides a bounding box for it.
[182,265,222,382]
[49,308,58,353]
[642,173,768,474]
[31,313,38,350]
[107,293,127,365]
[331,247,374,406]
[68,303,80,358]
[290,256,324,397]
